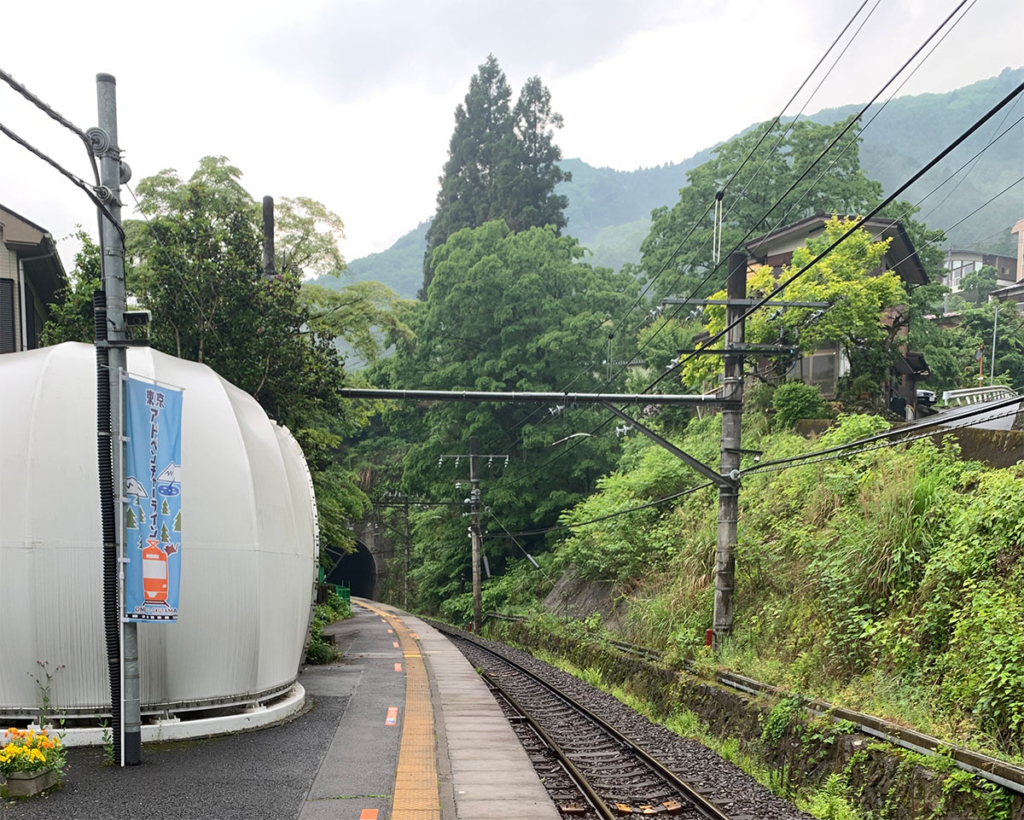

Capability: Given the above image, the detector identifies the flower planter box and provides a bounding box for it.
[5,768,58,797]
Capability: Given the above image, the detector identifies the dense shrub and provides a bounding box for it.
[549,410,1024,753]
[771,381,827,429]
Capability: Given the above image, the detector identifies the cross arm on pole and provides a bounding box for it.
[662,298,830,308]
[338,388,737,407]
[599,402,735,489]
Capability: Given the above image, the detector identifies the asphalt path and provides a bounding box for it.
[1,677,346,820]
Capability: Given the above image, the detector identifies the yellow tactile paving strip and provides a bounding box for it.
[361,603,441,820]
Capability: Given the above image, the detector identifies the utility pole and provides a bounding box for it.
[438,446,508,632]
[990,302,999,386]
[469,436,482,633]
[403,496,410,609]
[713,252,747,642]
[92,73,140,765]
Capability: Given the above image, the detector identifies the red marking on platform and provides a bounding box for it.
[387,628,393,634]
[393,641,399,648]
[385,706,398,726]
[395,663,402,672]
[359,810,379,820]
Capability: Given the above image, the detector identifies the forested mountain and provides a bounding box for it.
[320,67,1023,298]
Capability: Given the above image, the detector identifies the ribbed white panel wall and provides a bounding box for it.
[0,342,318,716]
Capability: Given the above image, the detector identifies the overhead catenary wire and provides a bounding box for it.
[476,0,884,459]
[653,77,1024,394]
[745,0,980,258]
[487,394,1024,543]
[624,0,974,392]
[0,65,100,185]
[489,76,1024,496]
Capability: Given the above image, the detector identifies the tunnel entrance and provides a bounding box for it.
[324,541,377,599]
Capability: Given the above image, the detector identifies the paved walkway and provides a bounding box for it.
[1,602,557,820]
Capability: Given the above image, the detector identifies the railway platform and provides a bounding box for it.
[300,598,560,820]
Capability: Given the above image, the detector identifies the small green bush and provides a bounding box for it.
[305,609,337,664]
[772,382,827,429]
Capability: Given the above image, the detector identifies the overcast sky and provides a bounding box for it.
[1,0,1021,270]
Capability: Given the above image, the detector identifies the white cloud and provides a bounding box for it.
[1,0,1020,270]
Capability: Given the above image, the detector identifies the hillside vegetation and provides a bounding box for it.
[319,67,1023,299]
[481,411,1024,760]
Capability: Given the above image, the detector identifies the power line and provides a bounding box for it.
[637,0,886,321]
[0,120,122,239]
[655,77,1024,393]
[0,65,100,184]
[745,397,1023,476]
[628,0,974,393]
[485,509,555,583]
[622,0,879,321]
[485,480,717,540]
[488,73,1024,495]
[476,0,882,459]
[488,397,1023,543]
[745,0,980,256]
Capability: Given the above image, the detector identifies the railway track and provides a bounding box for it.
[436,625,737,819]
[484,613,1024,798]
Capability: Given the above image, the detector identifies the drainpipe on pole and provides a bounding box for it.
[18,259,27,351]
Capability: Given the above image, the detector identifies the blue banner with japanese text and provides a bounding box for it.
[124,377,183,623]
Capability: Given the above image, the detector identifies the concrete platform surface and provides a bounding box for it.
[0,601,557,820]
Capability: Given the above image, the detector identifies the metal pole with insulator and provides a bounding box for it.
[469,436,482,633]
[713,252,747,642]
[93,73,140,765]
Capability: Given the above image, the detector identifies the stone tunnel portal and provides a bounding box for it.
[324,541,377,599]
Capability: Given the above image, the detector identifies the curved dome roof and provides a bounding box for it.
[0,343,317,717]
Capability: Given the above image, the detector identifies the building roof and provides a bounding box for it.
[0,204,68,306]
[746,213,929,286]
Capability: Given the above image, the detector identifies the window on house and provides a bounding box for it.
[800,348,838,396]
[0,279,16,353]
[945,259,976,290]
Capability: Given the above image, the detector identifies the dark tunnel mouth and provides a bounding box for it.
[324,541,377,599]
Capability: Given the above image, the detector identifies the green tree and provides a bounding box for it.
[126,157,370,549]
[161,499,170,516]
[173,510,181,532]
[303,280,415,369]
[682,218,907,394]
[422,56,570,296]
[958,264,1000,304]
[641,118,883,302]
[160,523,170,542]
[126,507,138,530]
[40,230,102,345]
[274,196,347,278]
[382,222,639,588]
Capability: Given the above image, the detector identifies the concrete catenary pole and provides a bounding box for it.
[713,252,747,642]
[403,496,410,609]
[95,73,141,765]
[469,436,482,633]
[990,302,999,386]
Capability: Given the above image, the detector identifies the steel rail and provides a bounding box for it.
[441,626,733,820]
[485,673,614,820]
[489,620,1024,797]
[605,641,1024,797]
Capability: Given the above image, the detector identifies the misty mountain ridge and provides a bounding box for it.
[320,67,1024,299]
